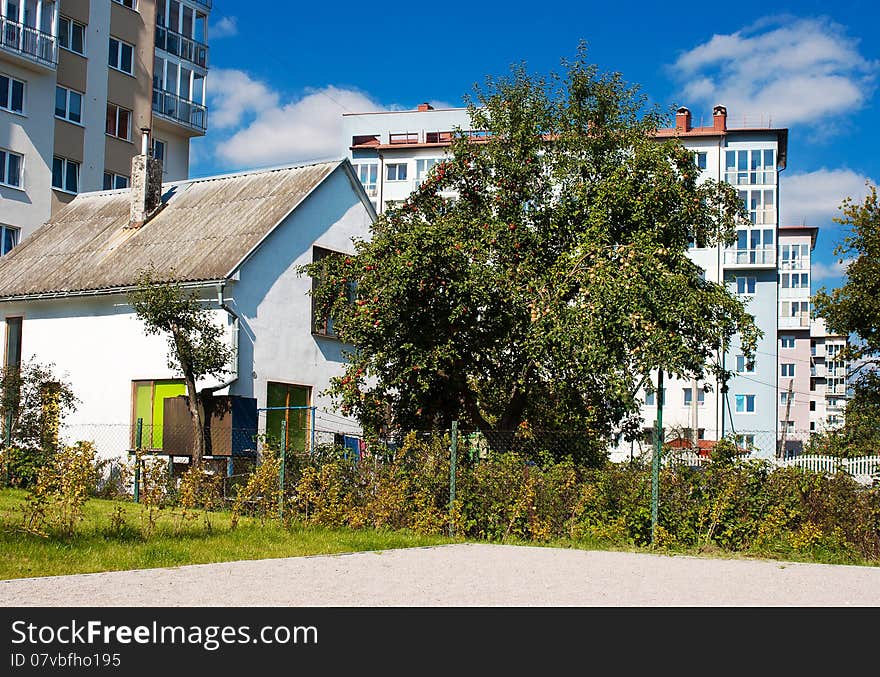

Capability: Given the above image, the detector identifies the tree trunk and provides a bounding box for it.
[173,328,206,468]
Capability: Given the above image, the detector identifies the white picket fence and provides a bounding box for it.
[666,451,880,485]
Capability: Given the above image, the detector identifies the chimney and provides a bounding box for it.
[675,106,691,132]
[712,105,727,132]
[417,102,434,112]
[129,127,163,228]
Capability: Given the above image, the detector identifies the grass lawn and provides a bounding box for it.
[0,489,453,581]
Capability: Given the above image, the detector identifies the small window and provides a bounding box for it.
[59,16,86,55]
[683,388,705,406]
[781,363,795,377]
[735,277,756,295]
[0,149,23,189]
[52,156,79,193]
[809,400,816,412]
[780,335,795,349]
[644,388,665,407]
[694,152,707,170]
[780,392,795,405]
[106,103,131,140]
[151,138,166,165]
[736,355,755,374]
[55,86,82,124]
[386,163,408,181]
[0,224,19,256]
[0,74,25,114]
[109,37,134,75]
[103,172,129,190]
[4,316,22,369]
[735,394,756,413]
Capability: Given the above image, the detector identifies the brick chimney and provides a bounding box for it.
[712,105,727,132]
[675,106,691,132]
[417,102,434,112]
[129,128,163,229]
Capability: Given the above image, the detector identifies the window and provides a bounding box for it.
[109,37,134,75]
[353,162,378,197]
[736,355,755,373]
[151,138,166,165]
[737,188,776,225]
[0,74,24,114]
[644,388,665,406]
[416,158,444,184]
[105,103,131,140]
[735,434,755,449]
[55,86,82,124]
[1,225,18,256]
[780,335,795,349]
[59,16,85,55]
[780,243,810,268]
[735,276,756,295]
[386,163,408,181]
[735,394,756,413]
[809,400,816,412]
[781,300,810,322]
[112,0,137,9]
[780,273,809,289]
[780,392,794,406]
[311,247,356,338]
[781,363,795,377]
[810,421,816,432]
[131,380,186,450]
[51,156,79,193]
[0,149,23,189]
[102,172,129,190]
[266,382,312,452]
[4,316,22,369]
[694,152,707,171]
[683,388,705,406]
[780,420,795,432]
[725,148,776,185]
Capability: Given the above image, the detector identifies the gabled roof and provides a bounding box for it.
[0,159,364,300]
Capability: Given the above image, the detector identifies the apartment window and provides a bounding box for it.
[781,300,810,321]
[131,380,186,450]
[109,38,134,75]
[735,355,755,373]
[644,388,665,407]
[55,86,82,124]
[683,388,705,406]
[780,243,810,268]
[353,162,378,197]
[780,335,796,349]
[694,152,707,171]
[105,103,132,140]
[59,16,86,55]
[4,316,22,370]
[809,421,816,432]
[416,158,444,183]
[735,277,756,295]
[0,149,23,189]
[102,172,129,190]
[266,382,312,452]
[737,188,776,225]
[735,394,756,413]
[0,225,18,256]
[780,273,809,289]
[0,74,25,114]
[151,138,166,165]
[386,163,408,181]
[735,434,755,449]
[112,0,137,9]
[780,420,795,432]
[809,400,816,412]
[780,392,794,406]
[781,363,795,377]
[51,156,79,193]
[725,148,776,186]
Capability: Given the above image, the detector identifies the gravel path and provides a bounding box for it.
[2,544,879,606]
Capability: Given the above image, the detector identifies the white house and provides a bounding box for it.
[0,141,375,461]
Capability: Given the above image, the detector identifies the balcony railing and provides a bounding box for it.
[0,16,57,68]
[152,88,207,133]
[778,258,809,271]
[155,25,208,69]
[779,315,810,329]
[723,247,776,267]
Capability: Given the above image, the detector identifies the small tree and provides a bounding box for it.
[128,268,232,467]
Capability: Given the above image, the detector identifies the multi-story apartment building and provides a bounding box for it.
[0,0,209,254]
[810,317,849,433]
[343,103,789,458]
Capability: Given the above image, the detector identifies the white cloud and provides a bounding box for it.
[670,17,878,126]
[208,71,388,167]
[212,16,238,39]
[781,168,874,227]
[812,258,854,281]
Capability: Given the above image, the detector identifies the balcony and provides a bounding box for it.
[192,0,212,7]
[0,16,57,70]
[723,247,776,268]
[155,25,208,69]
[152,88,207,134]
[778,258,809,271]
[779,315,810,329]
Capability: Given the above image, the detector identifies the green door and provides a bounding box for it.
[266,382,311,452]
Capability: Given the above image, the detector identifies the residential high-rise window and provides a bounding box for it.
[781,363,795,377]
[683,388,705,406]
[0,224,19,256]
[725,148,776,185]
[694,152,707,170]
[735,276,756,295]
[780,335,795,349]
[735,394,756,413]
[809,400,816,411]
[0,148,23,189]
[737,188,776,225]
[55,86,83,124]
[780,243,810,268]
[735,355,755,373]
[109,38,134,75]
[780,392,794,405]
[386,163,408,181]
[106,103,131,140]
[353,162,378,196]
[0,74,25,114]
[780,273,809,289]
[644,388,665,406]
[103,172,129,190]
[52,156,79,193]
[59,16,86,55]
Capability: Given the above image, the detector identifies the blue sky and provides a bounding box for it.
[195,0,880,293]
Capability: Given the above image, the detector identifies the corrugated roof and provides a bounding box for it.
[0,160,343,300]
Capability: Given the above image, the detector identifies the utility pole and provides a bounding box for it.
[778,379,794,459]
[651,371,664,547]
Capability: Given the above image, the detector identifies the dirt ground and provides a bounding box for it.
[2,543,879,606]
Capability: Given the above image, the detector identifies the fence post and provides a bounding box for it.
[134,417,143,503]
[310,406,316,455]
[449,420,458,538]
[279,419,286,521]
[651,371,664,547]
